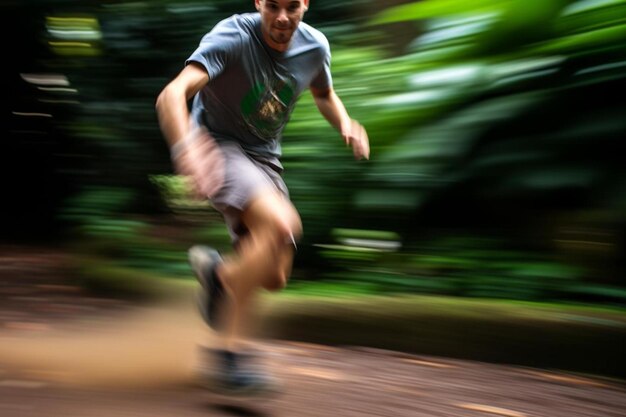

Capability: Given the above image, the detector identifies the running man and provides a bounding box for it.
[156,0,369,394]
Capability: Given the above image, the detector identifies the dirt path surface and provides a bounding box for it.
[1,338,626,417]
[1,247,626,417]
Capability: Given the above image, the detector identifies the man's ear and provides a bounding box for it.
[255,0,261,12]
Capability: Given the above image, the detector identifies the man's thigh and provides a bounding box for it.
[211,142,292,243]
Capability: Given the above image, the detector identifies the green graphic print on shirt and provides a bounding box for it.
[240,76,296,142]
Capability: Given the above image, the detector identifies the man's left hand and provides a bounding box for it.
[342,119,370,160]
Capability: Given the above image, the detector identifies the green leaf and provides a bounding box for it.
[371,0,513,25]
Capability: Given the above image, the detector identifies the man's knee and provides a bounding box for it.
[243,192,302,244]
[261,207,301,254]
[264,272,287,292]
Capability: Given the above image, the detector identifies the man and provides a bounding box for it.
[156,0,369,395]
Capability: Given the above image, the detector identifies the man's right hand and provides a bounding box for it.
[171,127,225,199]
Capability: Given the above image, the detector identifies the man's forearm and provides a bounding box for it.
[155,86,192,149]
[313,89,352,136]
[312,87,370,160]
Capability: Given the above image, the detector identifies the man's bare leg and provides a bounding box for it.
[215,189,302,351]
[192,189,300,394]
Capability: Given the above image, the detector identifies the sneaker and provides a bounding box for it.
[197,348,282,397]
[188,245,226,331]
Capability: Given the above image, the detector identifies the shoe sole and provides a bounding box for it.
[188,245,224,330]
[197,379,283,398]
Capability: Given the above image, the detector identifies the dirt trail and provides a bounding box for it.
[1,247,625,416]
[0,299,205,389]
[1,295,625,417]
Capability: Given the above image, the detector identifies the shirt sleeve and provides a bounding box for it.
[185,16,243,80]
[310,37,333,90]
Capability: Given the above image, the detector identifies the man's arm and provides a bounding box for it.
[155,62,209,154]
[155,63,225,199]
[310,86,370,160]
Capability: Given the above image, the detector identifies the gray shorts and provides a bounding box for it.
[210,141,289,242]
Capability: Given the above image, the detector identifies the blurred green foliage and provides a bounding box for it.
[2,0,624,305]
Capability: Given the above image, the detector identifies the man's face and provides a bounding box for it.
[256,0,308,51]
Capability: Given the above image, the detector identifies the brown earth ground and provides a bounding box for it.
[1,246,625,417]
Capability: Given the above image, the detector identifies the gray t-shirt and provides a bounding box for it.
[186,13,332,164]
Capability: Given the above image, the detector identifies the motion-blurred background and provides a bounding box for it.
[1,0,625,378]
